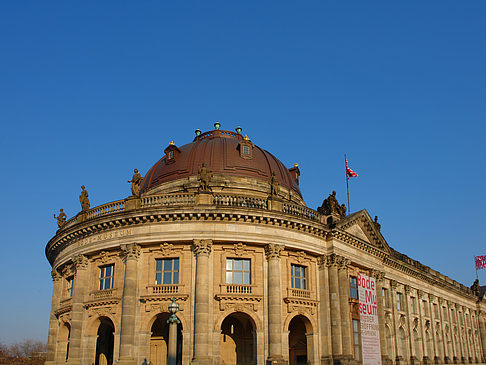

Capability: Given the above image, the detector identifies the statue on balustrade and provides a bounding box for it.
[53,208,67,229]
[79,185,90,211]
[198,163,212,191]
[128,168,143,197]
[270,172,279,197]
[318,190,346,218]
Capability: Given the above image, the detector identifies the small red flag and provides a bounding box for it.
[475,255,486,270]
[346,157,358,180]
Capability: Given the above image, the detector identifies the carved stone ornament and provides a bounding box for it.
[264,243,283,260]
[269,172,279,197]
[317,255,327,269]
[425,320,431,331]
[193,239,212,257]
[234,242,247,257]
[417,289,424,299]
[79,185,90,211]
[54,209,67,229]
[61,263,74,277]
[399,315,407,329]
[385,312,392,325]
[99,251,109,264]
[389,280,398,290]
[338,256,350,271]
[413,317,419,330]
[51,269,62,282]
[160,242,173,257]
[317,190,346,218]
[404,285,411,295]
[73,254,89,270]
[128,168,143,197]
[370,269,385,282]
[296,251,307,263]
[121,243,141,261]
[197,163,212,192]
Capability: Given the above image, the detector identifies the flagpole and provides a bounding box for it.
[475,256,479,281]
[345,154,350,214]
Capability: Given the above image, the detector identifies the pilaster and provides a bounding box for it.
[45,269,63,365]
[370,270,388,364]
[118,243,141,365]
[318,256,332,364]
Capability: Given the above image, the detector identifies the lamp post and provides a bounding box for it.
[167,298,180,365]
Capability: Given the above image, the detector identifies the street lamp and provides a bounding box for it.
[167,298,180,365]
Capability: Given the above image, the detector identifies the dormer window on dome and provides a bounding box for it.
[238,136,253,160]
[164,141,181,165]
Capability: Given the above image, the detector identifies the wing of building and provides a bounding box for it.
[45,126,486,365]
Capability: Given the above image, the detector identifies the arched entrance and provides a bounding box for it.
[288,315,311,365]
[95,317,114,365]
[150,313,182,365]
[220,312,256,364]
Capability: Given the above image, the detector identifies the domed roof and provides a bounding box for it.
[140,128,302,197]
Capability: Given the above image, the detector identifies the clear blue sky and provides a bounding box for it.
[1,1,485,344]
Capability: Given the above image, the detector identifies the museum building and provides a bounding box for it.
[45,125,486,365]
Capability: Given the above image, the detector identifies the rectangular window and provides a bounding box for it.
[433,303,439,318]
[397,293,404,311]
[66,277,74,297]
[423,300,429,316]
[382,288,389,308]
[155,258,179,285]
[353,319,362,361]
[349,277,358,299]
[410,296,417,314]
[99,264,114,290]
[242,145,250,155]
[291,264,307,290]
[451,309,456,323]
[226,258,251,285]
[168,150,174,160]
[443,306,448,319]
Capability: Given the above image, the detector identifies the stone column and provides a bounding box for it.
[328,254,343,359]
[428,295,438,363]
[404,285,415,364]
[168,314,180,365]
[318,255,332,364]
[453,305,465,363]
[265,243,286,365]
[46,269,63,365]
[417,290,427,363]
[478,311,486,362]
[438,298,449,363]
[337,256,353,362]
[67,254,89,365]
[192,239,212,364]
[446,302,457,363]
[371,270,388,364]
[118,244,141,365]
[389,280,401,363]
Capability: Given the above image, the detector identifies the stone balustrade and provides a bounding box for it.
[225,284,253,294]
[149,284,180,295]
[213,194,267,209]
[282,202,319,221]
[141,194,195,208]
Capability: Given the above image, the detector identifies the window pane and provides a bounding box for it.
[243,260,250,271]
[104,278,111,289]
[156,273,162,285]
[294,278,301,289]
[226,272,233,284]
[234,260,243,271]
[234,271,243,285]
[302,278,307,290]
[173,259,179,271]
[156,260,162,271]
[164,260,172,271]
[226,259,233,270]
[243,272,250,285]
[163,272,172,284]
[173,271,179,284]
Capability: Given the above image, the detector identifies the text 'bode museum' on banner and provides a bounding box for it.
[358,273,382,365]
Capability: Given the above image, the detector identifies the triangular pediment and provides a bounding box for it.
[335,209,391,254]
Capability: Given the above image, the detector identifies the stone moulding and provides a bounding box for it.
[46,206,477,301]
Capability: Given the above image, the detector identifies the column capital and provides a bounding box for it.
[417,289,424,299]
[337,256,350,271]
[370,269,385,282]
[73,254,88,270]
[389,279,398,290]
[193,239,212,257]
[265,243,283,260]
[404,284,411,295]
[51,269,62,282]
[429,293,436,302]
[121,243,141,261]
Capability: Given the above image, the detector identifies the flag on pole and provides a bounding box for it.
[346,157,358,180]
[475,255,486,270]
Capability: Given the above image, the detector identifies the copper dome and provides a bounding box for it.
[140,129,302,197]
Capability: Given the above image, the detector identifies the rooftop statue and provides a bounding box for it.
[198,163,212,191]
[471,279,480,296]
[53,208,67,229]
[79,185,90,211]
[128,169,144,197]
[270,172,279,196]
[374,216,381,231]
[318,190,347,218]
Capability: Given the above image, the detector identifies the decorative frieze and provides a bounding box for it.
[233,242,247,257]
[370,269,385,282]
[264,243,283,260]
[193,239,212,257]
[51,269,62,282]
